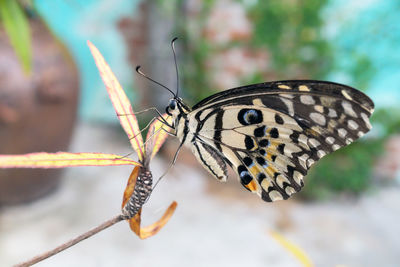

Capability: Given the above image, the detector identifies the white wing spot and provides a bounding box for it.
[357,131,364,137]
[332,144,341,151]
[293,171,303,186]
[278,84,291,90]
[298,154,309,169]
[281,98,294,116]
[342,101,358,117]
[361,112,369,123]
[252,98,263,106]
[310,112,326,126]
[300,95,315,105]
[298,134,308,146]
[299,85,311,92]
[338,128,347,138]
[280,94,295,99]
[314,105,324,113]
[328,119,338,128]
[309,138,320,148]
[307,158,315,168]
[348,120,359,130]
[285,186,296,195]
[361,112,372,129]
[341,90,353,100]
[326,136,335,145]
[276,174,290,189]
[328,108,337,118]
[345,138,354,145]
[269,190,284,201]
[317,150,326,158]
[261,179,272,191]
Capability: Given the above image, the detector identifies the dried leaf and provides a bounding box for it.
[146,114,173,161]
[129,201,177,239]
[121,166,139,208]
[0,152,140,168]
[88,41,144,161]
[269,230,314,267]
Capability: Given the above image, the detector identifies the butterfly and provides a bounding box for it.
[138,39,375,203]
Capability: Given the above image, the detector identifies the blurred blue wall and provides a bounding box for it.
[325,0,400,108]
[35,0,140,122]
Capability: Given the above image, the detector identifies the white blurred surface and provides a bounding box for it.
[1,122,399,267]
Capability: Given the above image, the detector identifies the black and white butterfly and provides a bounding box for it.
[138,39,374,202]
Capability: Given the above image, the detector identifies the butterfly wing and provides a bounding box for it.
[187,80,374,201]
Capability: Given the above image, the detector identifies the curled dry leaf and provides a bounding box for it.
[129,202,178,240]
[122,166,177,239]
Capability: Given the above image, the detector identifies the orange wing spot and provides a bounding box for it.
[245,179,258,192]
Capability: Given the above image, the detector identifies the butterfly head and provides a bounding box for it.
[166,97,191,118]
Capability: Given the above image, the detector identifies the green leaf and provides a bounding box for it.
[0,0,31,74]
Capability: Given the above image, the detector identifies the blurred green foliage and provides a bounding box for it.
[0,0,32,73]
[177,0,216,103]
[249,0,333,79]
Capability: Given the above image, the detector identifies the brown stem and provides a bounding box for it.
[14,214,126,267]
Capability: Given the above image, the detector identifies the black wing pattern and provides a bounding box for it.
[189,80,374,201]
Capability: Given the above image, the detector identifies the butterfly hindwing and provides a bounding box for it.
[185,80,374,202]
[191,140,229,181]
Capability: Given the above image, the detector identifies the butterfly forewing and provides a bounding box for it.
[185,80,374,202]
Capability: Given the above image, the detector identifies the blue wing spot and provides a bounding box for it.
[238,109,263,125]
[238,165,252,185]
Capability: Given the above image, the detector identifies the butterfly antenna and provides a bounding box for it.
[136,66,176,97]
[171,37,180,97]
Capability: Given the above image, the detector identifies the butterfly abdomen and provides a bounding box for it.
[122,167,153,218]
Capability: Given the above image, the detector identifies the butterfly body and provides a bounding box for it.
[166,80,374,202]
[122,166,153,218]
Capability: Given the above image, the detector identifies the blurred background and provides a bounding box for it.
[1,0,400,266]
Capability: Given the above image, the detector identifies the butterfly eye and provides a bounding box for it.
[169,99,177,110]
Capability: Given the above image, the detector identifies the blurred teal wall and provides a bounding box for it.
[35,0,140,122]
[325,0,400,108]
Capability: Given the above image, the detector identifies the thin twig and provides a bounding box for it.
[14,214,126,267]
